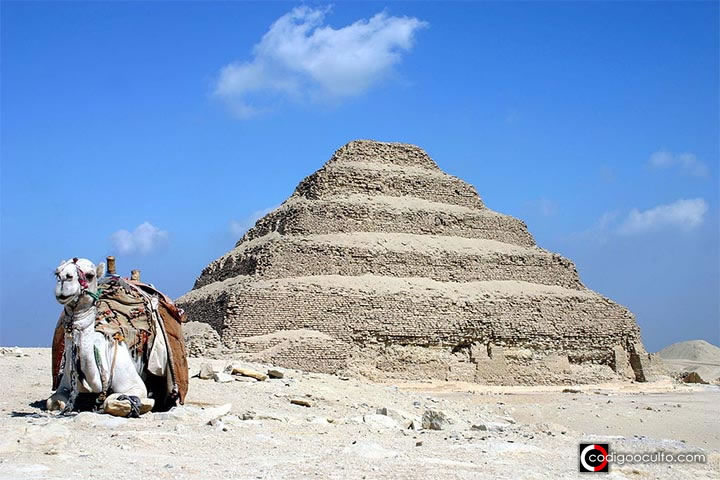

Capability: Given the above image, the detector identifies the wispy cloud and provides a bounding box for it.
[230,206,279,238]
[567,198,707,244]
[110,222,169,255]
[597,211,620,230]
[648,150,709,178]
[564,211,619,246]
[213,6,428,118]
[524,196,557,217]
[617,198,708,235]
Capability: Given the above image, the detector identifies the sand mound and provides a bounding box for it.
[657,340,720,383]
[658,340,720,362]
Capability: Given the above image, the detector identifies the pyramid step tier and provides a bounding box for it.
[328,140,442,171]
[293,162,484,209]
[197,232,582,289]
[242,195,535,247]
[177,275,640,358]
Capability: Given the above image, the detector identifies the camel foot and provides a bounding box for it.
[102,393,154,417]
[46,395,67,412]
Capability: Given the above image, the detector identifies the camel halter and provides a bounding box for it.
[60,259,101,310]
[61,261,102,339]
[73,258,89,290]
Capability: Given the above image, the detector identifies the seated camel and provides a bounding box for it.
[47,258,188,416]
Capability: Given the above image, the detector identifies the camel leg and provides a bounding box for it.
[101,347,154,417]
[46,385,70,411]
[47,346,72,411]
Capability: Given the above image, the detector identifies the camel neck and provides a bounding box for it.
[65,304,103,393]
[64,304,96,332]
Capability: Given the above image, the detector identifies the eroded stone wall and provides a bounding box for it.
[240,197,535,247]
[196,234,582,289]
[293,163,484,209]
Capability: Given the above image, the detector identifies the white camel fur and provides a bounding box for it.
[47,258,153,416]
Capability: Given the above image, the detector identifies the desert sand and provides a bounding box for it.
[1,348,718,479]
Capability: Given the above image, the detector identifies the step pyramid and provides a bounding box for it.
[177,140,665,384]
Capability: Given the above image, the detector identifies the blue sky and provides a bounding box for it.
[1,1,718,352]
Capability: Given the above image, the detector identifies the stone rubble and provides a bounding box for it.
[0,347,27,357]
[422,409,455,431]
[198,362,218,380]
[224,364,268,381]
[212,372,234,383]
[376,406,419,429]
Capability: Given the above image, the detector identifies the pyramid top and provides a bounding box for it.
[328,140,440,171]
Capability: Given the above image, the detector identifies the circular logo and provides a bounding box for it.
[580,444,609,472]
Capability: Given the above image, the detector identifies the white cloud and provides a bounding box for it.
[617,198,708,235]
[564,210,619,246]
[110,222,169,255]
[230,206,279,238]
[214,6,428,117]
[649,151,709,178]
[567,199,708,244]
[597,211,619,230]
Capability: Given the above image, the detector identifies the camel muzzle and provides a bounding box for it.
[56,293,74,303]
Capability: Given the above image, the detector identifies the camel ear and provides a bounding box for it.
[96,262,105,279]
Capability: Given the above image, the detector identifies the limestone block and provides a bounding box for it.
[611,345,635,379]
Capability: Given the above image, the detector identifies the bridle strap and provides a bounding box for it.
[60,260,101,319]
[72,258,89,290]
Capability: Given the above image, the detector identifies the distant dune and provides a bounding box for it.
[658,340,720,383]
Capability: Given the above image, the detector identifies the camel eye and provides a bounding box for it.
[86,273,94,280]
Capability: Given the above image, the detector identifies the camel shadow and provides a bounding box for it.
[8,399,49,417]
[28,399,46,409]
[9,395,101,417]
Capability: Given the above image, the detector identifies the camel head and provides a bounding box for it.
[54,258,105,305]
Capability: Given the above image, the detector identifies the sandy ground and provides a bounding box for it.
[1,349,718,480]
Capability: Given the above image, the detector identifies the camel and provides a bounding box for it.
[47,258,168,416]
